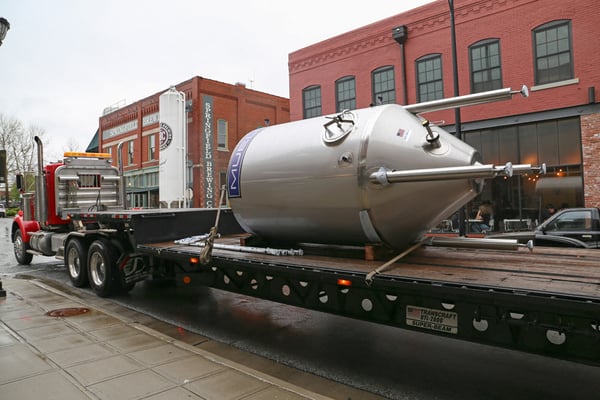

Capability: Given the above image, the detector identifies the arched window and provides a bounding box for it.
[372,66,396,105]
[335,76,356,112]
[470,39,502,93]
[416,54,443,102]
[533,20,573,85]
[302,85,322,118]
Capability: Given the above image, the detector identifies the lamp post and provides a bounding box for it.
[447,1,467,236]
[0,17,9,46]
[0,17,8,298]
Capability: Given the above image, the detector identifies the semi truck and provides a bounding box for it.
[11,87,600,367]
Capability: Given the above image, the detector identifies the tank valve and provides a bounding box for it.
[422,119,441,148]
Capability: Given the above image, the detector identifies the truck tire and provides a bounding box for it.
[13,230,33,265]
[65,239,88,288]
[87,239,118,297]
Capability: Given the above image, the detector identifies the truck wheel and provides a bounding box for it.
[88,239,118,297]
[65,239,88,288]
[13,230,33,265]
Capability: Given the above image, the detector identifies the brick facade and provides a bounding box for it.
[99,77,289,208]
[289,0,600,210]
[581,114,600,207]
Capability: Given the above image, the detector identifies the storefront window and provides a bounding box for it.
[479,128,499,165]
[497,127,518,163]
[464,117,582,230]
[538,120,559,166]
[518,123,538,165]
[557,118,581,165]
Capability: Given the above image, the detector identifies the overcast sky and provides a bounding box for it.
[1,0,434,159]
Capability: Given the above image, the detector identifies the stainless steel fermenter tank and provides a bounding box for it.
[226,104,482,250]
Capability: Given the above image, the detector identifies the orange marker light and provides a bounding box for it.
[182,276,192,285]
[64,151,111,159]
[190,257,199,264]
[337,279,352,287]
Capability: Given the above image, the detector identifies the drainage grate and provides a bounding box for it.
[46,307,90,317]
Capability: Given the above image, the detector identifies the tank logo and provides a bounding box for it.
[227,128,261,198]
[159,122,173,150]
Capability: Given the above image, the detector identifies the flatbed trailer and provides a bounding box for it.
[136,235,600,366]
[13,141,600,367]
[17,199,600,366]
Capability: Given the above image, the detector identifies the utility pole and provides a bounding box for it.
[0,16,11,298]
[448,1,467,237]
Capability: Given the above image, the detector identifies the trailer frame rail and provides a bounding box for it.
[137,243,600,366]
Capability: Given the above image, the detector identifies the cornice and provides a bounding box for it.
[289,0,527,74]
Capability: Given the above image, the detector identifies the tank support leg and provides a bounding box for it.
[365,238,430,285]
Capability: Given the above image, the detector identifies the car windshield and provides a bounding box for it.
[545,210,592,231]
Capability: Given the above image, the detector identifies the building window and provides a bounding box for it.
[470,39,502,93]
[147,172,158,187]
[372,66,396,105]
[217,119,228,150]
[302,85,322,118]
[336,76,356,112]
[464,117,581,168]
[149,134,156,160]
[127,140,134,165]
[464,117,583,225]
[416,54,443,102]
[533,20,573,85]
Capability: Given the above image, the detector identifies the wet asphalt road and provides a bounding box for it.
[2,216,600,399]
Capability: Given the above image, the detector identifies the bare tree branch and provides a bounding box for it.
[0,114,48,198]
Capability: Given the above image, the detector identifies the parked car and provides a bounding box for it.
[0,204,5,218]
[490,208,600,248]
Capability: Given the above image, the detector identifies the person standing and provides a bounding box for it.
[473,201,493,232]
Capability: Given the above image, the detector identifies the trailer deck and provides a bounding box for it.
[137,238,600,366]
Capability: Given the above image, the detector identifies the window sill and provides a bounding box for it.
[531,78,579,92]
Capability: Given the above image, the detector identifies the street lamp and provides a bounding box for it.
[0,17,10,46]
[392,25,409,105]
[0,16,8,298]
[447,1,467,236]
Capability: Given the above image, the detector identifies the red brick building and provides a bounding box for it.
[98,77,289,208]
[289,0,600,229]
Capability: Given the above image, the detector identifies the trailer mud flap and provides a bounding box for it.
[119,255,150,284]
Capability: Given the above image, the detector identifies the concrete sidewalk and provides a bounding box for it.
[0,277,335,400]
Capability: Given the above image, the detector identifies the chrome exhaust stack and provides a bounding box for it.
[34,136,48,228]
[117,141,127,209]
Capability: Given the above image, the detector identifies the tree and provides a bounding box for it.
[63,137,82,153]
[0,113,47,201]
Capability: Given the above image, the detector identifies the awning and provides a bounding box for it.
[86,129,99,152]
[535,176,582,193]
